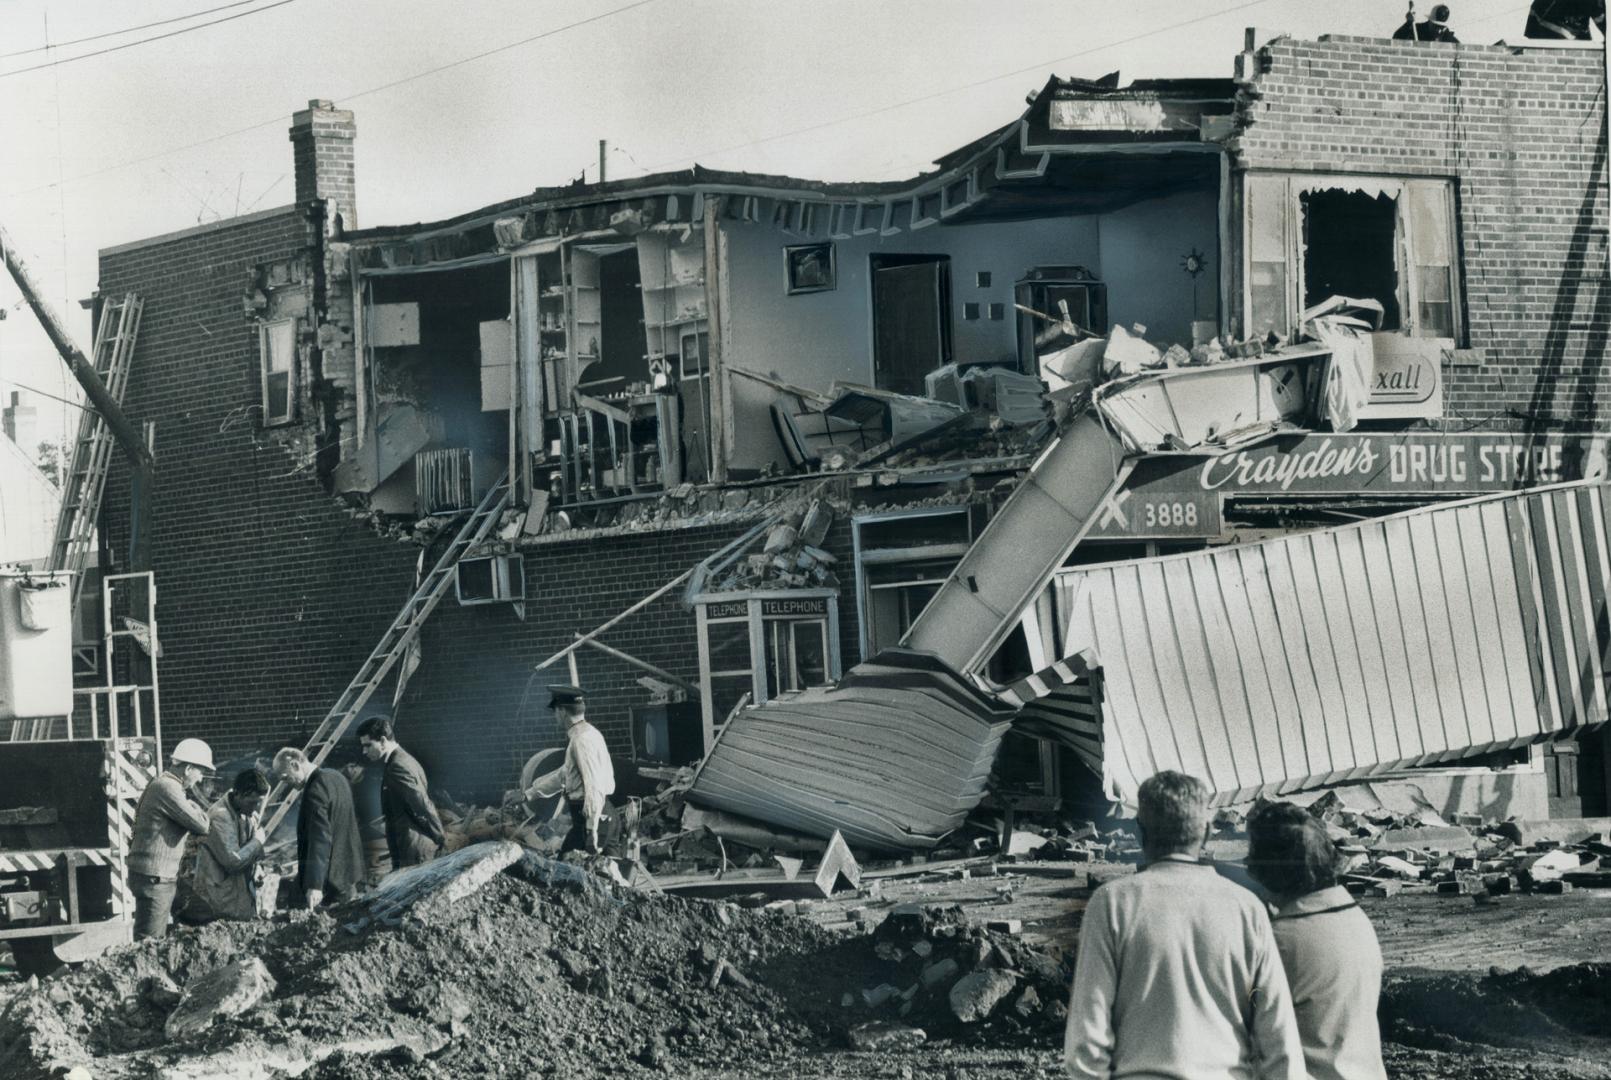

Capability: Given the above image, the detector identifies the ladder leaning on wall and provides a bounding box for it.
[46,292,144,666]
[259,468,513,836]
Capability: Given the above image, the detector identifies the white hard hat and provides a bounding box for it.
[170,738,215,772]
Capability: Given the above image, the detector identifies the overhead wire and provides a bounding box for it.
[0,0,301,79]
[634,0,1279,175]
[0,0,262,60]
[1,0,664,200]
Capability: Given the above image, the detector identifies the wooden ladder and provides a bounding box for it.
[261,469,513,834]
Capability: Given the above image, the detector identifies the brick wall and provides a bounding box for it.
[93,209,878,803]
[97,208,419,770]
[1232,36,1609,428]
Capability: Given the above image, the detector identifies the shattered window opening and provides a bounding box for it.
[1247,174,1461,344]
[1301,188,1402,330]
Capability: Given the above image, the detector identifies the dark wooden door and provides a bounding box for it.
[872,257,950,395]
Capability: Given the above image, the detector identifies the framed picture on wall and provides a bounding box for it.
[784,242,836,295]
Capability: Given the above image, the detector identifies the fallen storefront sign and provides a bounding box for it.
[1026,481,1611,804]
[686,650,1015,852]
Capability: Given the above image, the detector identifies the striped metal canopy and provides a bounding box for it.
[1033,481,1611,805]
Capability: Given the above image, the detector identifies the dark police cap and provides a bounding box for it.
[548,685,586,708]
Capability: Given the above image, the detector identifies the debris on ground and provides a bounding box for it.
[0,841,1078,1080]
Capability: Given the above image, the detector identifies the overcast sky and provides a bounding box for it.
[0,0,1546,451]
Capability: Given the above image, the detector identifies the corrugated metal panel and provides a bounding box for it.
[687,650,1014,852]
[1047,482,1611,805]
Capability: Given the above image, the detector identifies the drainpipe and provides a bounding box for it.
[1,221,155,572]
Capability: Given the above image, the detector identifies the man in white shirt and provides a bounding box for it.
[524,685,616,854]
[1064,771,1305,1080]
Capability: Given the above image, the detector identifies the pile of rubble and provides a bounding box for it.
[0,840,1080,1080]
[1318,808,1611,901]
[702,501,839,592]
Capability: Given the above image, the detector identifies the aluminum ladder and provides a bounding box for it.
[47,293,143,621]
[261,469,513,834]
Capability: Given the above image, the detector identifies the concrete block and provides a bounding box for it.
[948,969,1019,1023]
[165,958,276,1041]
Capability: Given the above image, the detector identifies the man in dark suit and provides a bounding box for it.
[272,746,364,908]
[357,713,445,872]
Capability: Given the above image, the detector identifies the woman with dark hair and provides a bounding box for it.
[1246,801,1387,1080]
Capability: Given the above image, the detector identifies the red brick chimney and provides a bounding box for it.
[289,99,356,232]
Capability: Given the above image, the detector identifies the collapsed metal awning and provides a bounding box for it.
[686,650,1015,852]
[1023,480,1611,805]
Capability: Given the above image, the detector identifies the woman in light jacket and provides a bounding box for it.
[190,767,270,922]
[1246,801,1388,1080]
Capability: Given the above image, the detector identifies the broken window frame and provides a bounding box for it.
[257,317,297,426]
[1241,172,1463,345]
[851,506,977,660]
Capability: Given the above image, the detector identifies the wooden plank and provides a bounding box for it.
[1209,548,1288,789]
[1433,506,1495,749]
[1383,515,1448,760]
[703,200,729,485]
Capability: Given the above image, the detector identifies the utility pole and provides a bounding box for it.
[0,221,154,571]
[599,139,607,184]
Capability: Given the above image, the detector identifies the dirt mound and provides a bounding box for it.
[1381,962,1611,1063]
[0,863,843,1079]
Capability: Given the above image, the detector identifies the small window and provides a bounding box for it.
[258,319,296,425]
[455,555,525,605]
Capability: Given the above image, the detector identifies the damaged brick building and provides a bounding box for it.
[87,29,1608,818]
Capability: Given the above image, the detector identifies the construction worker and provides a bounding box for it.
[356,714,445,871]
[1392,2,1461,41]
[272,747,364,909]
[188,767,271,923]
[128,738,215,940]
[524,686,615,854]
[1064,771,1304,1079]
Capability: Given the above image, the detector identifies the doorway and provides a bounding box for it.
[871,254,952,395]
[595,249,650,391]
